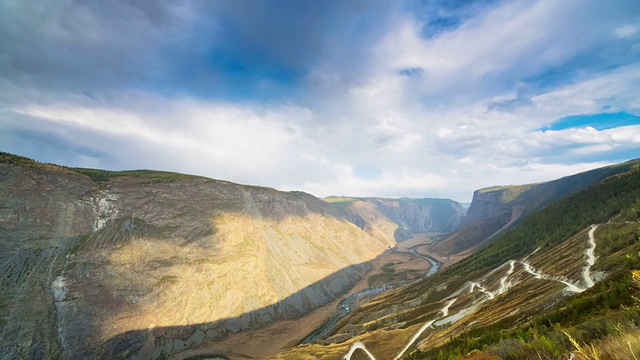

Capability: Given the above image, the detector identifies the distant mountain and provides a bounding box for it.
[0,152,396,359]
[432,160,640,257]
[273,159,640,359]
[325,197,466,242]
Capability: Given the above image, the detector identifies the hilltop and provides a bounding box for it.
[429,160,640,263]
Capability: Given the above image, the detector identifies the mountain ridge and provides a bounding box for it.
[324,196,466,243]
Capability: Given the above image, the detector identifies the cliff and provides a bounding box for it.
[433,161,638,256]
[325,197,466,242]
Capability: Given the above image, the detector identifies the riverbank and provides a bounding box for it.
[300,233,443,345]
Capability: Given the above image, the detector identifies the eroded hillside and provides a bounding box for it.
[0,154,395,359]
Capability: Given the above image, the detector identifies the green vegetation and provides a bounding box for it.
[368,268,426,287]
[0,152,37,166]
[476,185,512,194]
[71,168,208,184]
[0,151,70,173]
[0,151,211,184]
[476,184,534,204]
[323,197,360,213]
[410,267,640,359]
[382,262,397,273]
[436,166,640,283]
[401,166,640,359]
[368,261,430,287]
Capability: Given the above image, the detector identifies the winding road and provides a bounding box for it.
[342,225,600,360]
[344,341,378,360]
[391,298,456,360]
[582,225,597,288]
[497,260,515,294]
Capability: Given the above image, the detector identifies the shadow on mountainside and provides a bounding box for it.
[99,260,375,360]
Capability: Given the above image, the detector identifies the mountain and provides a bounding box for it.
[4,151,640,360]
[272,159,640,359]
[431,162,639,259]
[0,152,397,359]
[325,197,466,242]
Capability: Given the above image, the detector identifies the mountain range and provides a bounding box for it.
[1,151,639,360]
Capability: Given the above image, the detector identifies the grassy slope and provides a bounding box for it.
[0,151,205,183]
[413,225,640,359]
[403,165,640,359]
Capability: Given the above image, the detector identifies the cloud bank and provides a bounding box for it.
[1,0,639,201]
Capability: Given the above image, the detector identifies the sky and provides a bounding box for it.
[1,0,639,202]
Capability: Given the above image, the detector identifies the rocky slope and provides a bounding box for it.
[432,161,638,256]
[0,153,396,359]
[326,197,466,242]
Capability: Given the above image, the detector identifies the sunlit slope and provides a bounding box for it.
[0,153,394,359]
[272,159,640,360]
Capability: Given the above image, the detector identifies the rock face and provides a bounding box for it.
[369,198,466,238]
[433,163,637,256]
[327,197,466,242]
[0,155,396,359]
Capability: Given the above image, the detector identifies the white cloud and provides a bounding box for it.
[615,25,638,38]
[12,97,337,186]
[2,0,639,202]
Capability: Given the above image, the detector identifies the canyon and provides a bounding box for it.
[1,152,639,359]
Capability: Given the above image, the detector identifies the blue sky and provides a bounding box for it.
[1,0,639,201]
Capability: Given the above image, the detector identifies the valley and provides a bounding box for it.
[270,159,640,360]
[1,153,639,360]
[172,233,440,359]
[301,234,443,347]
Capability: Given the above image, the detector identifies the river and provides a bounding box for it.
[300,243,442,344]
